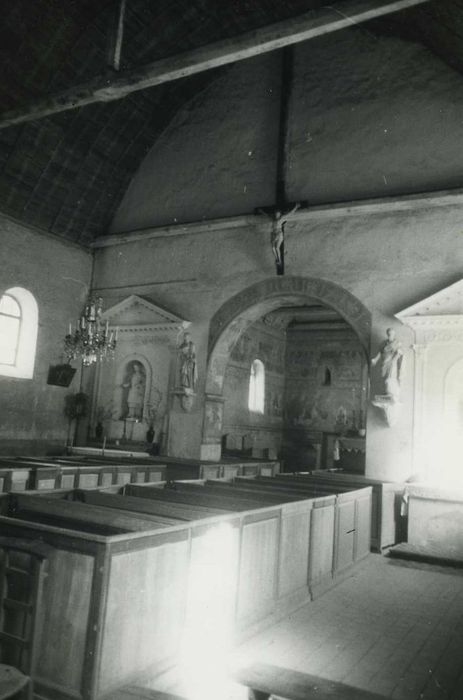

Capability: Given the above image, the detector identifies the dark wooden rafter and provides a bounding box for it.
[106,0,127,71]
[276,47,294,209]
[271,46,296,276]
[0,0,431,130]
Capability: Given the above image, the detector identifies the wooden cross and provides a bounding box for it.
[257,47,301,276]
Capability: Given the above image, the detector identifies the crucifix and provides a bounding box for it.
[257,47,301,276]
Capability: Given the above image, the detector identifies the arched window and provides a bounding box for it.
[248,359,265,414]
[0,287,38,379]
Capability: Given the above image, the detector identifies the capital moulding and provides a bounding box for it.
[92,215,257,248]
[395,279,463,345]
[115,324,187,335]
[100,294,190,340]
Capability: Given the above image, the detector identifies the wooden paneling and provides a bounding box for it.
[148,471,163,482]
[10,470,29,491]
[308,497,335,597]
[355,490,372,561]
[237,516,279,626]
[277,502,311,600]
[98,539,190,694]
[101,473,114,487]
[78,473,99,489]
[335,497,356,574]
[199,464,221,480]
[61,474,76,489]
[182,524,240,662]
[36,549,94,692]
[281,472,401,551]
[222,465,240,480]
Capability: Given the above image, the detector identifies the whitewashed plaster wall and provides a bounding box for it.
[94,200,463,479]
[111,30,463,231]
[94,25,463,476]
[0,212,92,454]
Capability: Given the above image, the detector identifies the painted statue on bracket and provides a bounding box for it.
[179,332,198,392]
[371,328,404,401]
[120,361,146,419]
[371,328,404,427]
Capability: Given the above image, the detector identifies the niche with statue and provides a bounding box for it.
[88,294,189,449]
[117,359,148,421]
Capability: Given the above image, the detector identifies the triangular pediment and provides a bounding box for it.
[396,280,463,319]
[101,295,189,329]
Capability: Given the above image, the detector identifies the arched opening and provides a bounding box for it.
[202,277,371,469]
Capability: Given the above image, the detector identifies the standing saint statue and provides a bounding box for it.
[371,328,404,401]
[122,361,146,419]
[179,332,198,392]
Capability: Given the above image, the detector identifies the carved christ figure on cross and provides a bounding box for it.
[258,202,301,275]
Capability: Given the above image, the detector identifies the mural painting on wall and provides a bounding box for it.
[269,390,283,417]
[204,402,223,440]
[231,332,285,373]
[285,345,366,433]
[177,331,198,412]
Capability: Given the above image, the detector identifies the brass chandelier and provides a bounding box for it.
[64,296,117,366]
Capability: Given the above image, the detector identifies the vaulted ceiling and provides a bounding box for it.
[0,0,462,246]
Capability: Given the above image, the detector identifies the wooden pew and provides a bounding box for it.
[215,477,342,498]
[0,477,370,700]
[0,459,33,491]
[126,483,294,512]
[125,484,245,511]
[106,688,188,700]
[279,472,403,551]
[80,489,229,521]
[0,468,13,492]
[0,490,314,699]
[181,479,370,595]
[31,463,167,491]
[11,493,177,532]
[211,477,372,588]
[234,662,388,700]
[174,481,306,506]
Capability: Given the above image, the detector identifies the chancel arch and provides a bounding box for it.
[202,276,371,462]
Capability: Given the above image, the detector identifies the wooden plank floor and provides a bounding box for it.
[130,555,463,700]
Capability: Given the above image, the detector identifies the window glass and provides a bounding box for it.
[0,294,21,365]
[248,359,265,414]
[0,288,38,379]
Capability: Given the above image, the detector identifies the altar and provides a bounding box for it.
[406,484,463,559]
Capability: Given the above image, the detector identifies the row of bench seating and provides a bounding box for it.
[0,454,280,492]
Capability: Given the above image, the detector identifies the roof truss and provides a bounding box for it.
[0,0,431,130]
